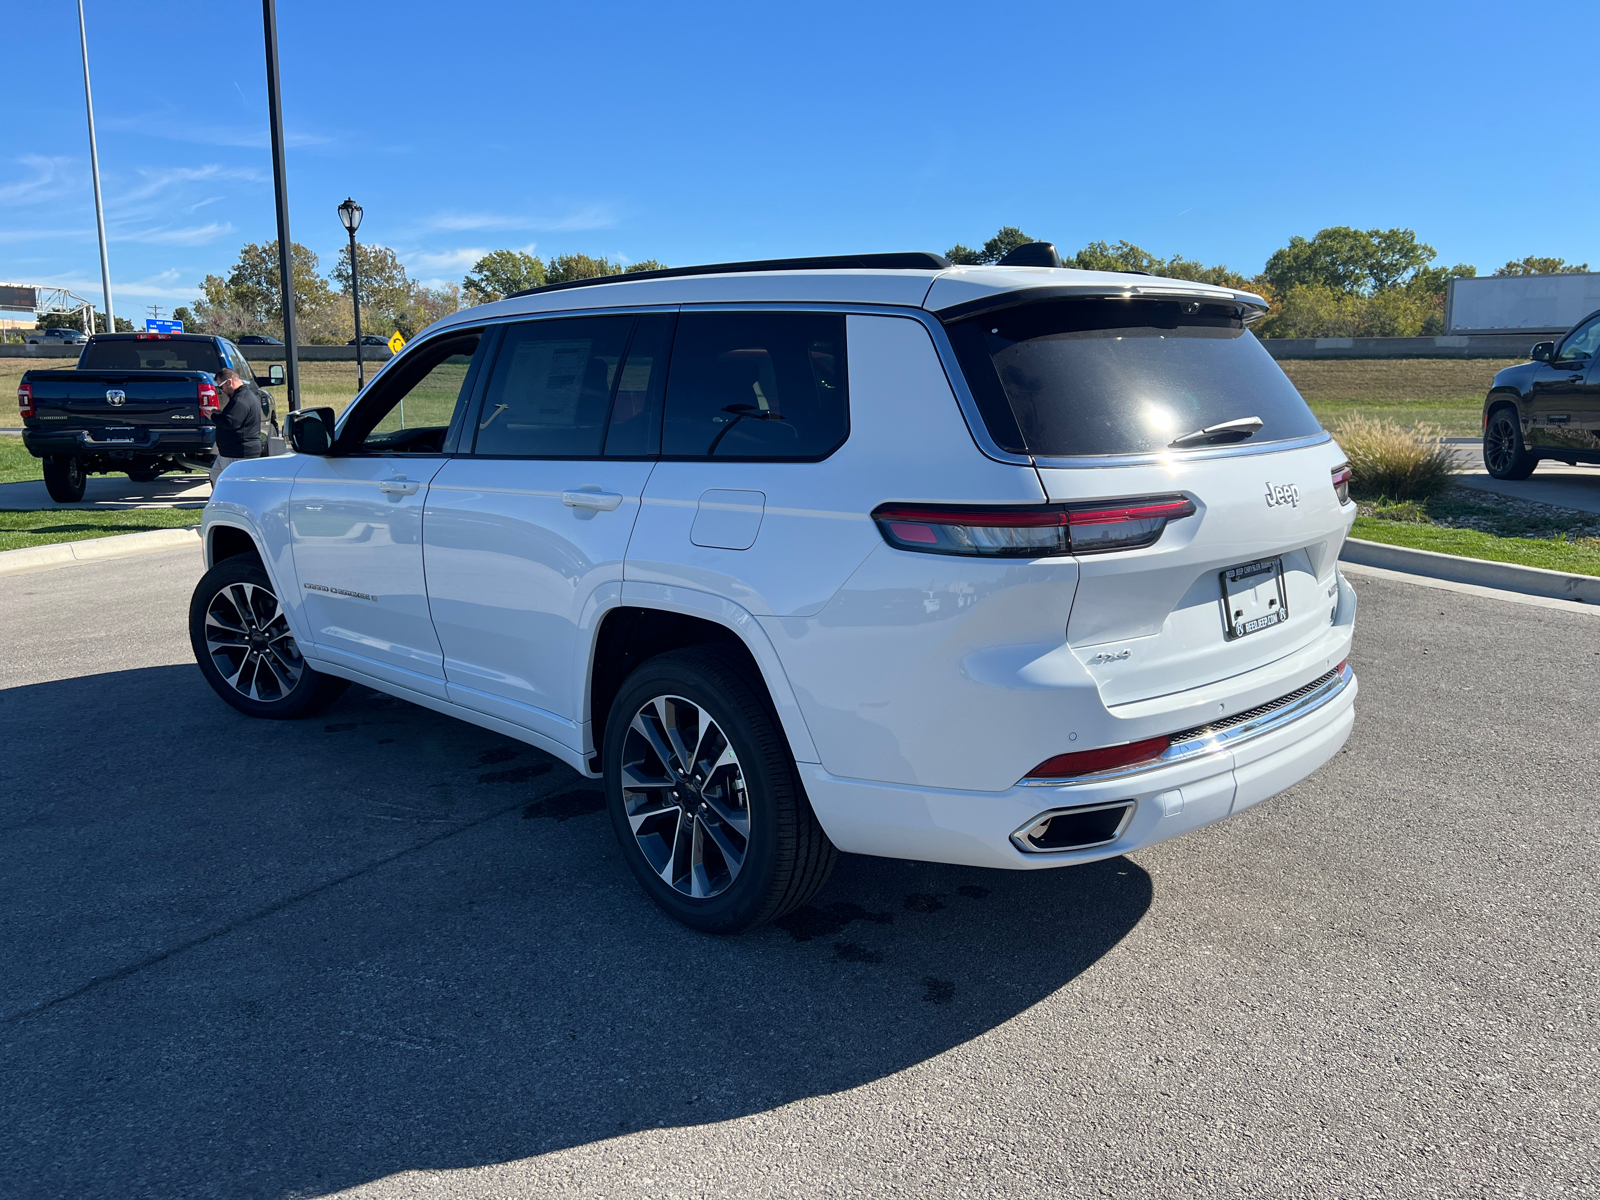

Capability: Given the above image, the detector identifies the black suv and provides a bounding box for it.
[1483,309,1600,479]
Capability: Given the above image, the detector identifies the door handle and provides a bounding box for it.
[379,478,420,495]
[562,489,623,511]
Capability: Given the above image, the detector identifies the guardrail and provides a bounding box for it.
[0,343,393,361]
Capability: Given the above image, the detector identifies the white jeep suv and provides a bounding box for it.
[192,249,1358,933]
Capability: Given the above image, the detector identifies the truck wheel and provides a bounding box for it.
[189,557,349,720]
[603,648,837,934]
[1484,406,1537,480]
[42,457,87,503]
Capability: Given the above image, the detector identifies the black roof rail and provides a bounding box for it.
[506,252,951,299]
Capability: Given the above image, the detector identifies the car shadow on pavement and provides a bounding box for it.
[0,666,1151,1199]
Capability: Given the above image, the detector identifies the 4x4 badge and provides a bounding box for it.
[1264,482,1300,508]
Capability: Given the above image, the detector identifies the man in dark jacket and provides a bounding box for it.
[209,367,266,484]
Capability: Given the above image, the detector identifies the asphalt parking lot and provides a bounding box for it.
[2,549,1596,1199]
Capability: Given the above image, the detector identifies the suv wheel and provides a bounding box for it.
[42,456,87,503]
[603,648,837,934]
[1484,406,1537,480]
[188,557,349,719]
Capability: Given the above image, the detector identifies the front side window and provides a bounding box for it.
[472,316,634,457]
[337,329,483,455]
[1556,317,1600,364]
[946,299,1322,457]
[662,312,848,460]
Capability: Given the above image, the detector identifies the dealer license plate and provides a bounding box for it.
[1220,557,1288,640]
[100,427,136,444]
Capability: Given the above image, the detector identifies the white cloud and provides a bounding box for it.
[37,268,200,303]
[420,206,615,234]
[405,246,496,273]
[0,156,80,207]
[107,115,331,150]
[121,164,264,203]
[116,222,234,246]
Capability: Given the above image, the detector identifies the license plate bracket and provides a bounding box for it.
[1220,557,1288,640]
[99,427,136,444]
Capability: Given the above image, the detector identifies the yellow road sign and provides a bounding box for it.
[387,331,406,354]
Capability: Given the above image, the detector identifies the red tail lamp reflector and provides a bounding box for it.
[1025,735,1171,780]
[872,496,1195,558]
[1331,463,1352,506]
[198,380,219,415]
[135,333,173,340]
[18,382,33,418]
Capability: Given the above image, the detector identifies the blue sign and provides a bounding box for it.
[144,318,184,334]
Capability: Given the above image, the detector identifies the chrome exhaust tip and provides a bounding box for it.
[1012,800,1135,854]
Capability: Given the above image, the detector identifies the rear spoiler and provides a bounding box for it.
[930,282,1271,326]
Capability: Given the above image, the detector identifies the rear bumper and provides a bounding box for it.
[801,663,1357,870]
[22,426,216,458]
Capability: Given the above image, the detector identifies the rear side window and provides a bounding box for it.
[474,316,633,457]
[662,312,848,460]
[80,338,223,373]
[946,300,1321,457]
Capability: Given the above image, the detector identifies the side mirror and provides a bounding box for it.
[252,364,287,387]
[284,407,336,456]
[1531,342,1555,362]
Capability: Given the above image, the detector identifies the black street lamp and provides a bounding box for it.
[337,197,366,389]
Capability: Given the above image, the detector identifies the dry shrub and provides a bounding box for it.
[1330,414,1456,501]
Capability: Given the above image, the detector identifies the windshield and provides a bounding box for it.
[79,338,223,373]
[946,299,1321,457]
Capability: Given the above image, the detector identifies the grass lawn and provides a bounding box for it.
[0,507,201,552]
[1352,487,1600,577]
[0,434,41,483]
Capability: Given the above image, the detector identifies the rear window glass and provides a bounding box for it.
[79,338,223,373]
[946,300,1321,457]
[662,312,848,460]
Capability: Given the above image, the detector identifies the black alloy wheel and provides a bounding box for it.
[1483,406,1537,481]
[603,648,836,934]
[42,456,87,503]
[188,556,349,719]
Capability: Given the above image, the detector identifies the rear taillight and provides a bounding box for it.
[871,495,1196,558]
[1331,463,1352,506]
[18,382,33,418]
[1024,735,1171,781]
[198,380,219,415]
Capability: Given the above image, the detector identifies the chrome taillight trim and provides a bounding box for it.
[1021,662,1354,787]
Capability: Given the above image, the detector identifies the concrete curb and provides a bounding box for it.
[0,526,200,577]
[1340,537,1600,604]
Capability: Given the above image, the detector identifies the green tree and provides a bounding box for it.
[1495,256,1591,276]
[193,240,333,336]
[171,305,196,330]
[1262,226,1437,297]
[333,242,413,331]
[39,309,131,333]
[945,226,1034,265]
[463,249,546,302]
[625,259,668,274]
[545,253,623,285]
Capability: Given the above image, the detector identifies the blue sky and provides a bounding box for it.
[4,0,1596,317]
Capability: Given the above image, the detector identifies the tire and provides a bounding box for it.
[603,647,837,934]
[188,557,349,720]
[1484,405,1537,480]
[42,456,87,503]
[127,463,163,483]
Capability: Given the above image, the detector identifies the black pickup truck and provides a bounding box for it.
[17,332,284,502]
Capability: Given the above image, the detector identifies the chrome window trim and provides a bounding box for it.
[1021,661,1354,788]
[1030,430,1334,470]
[1009,799,1137,855]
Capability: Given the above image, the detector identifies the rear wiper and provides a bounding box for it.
[1169,416,1264,449]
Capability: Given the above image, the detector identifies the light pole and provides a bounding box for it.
[262,0,300,411]
[337,198,365,390]
[76,0,114,333]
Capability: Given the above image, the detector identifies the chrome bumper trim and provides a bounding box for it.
[1022,662,1355,788]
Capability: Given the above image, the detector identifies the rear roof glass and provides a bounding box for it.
[946,299,1321,457]
[80,338,223,373]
